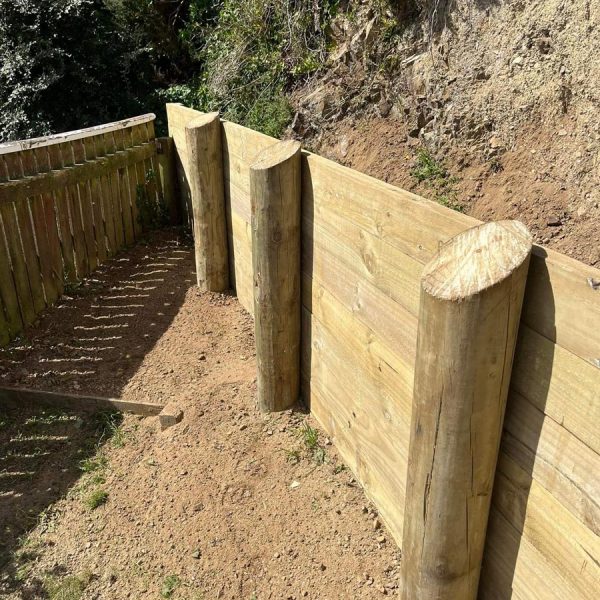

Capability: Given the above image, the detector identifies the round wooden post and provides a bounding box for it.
[185,113,229,291]
[250,140,302,412]
[401,220,532,600]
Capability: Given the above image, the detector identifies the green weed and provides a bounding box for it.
[285,449,301,465]
[44,572,92,600]
[411,148,463,212]
[161,574,181,598]
[84,489,108,510]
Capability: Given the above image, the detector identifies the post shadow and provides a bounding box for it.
[479,248,555,597]
[297,152,315,415]
[0,227,197,596]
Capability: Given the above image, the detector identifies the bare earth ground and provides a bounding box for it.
[313,115,600,267]
[0,232,400,599]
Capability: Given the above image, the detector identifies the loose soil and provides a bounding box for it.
[0,231,400,599]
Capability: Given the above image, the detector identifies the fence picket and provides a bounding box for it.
[0,224,22,337]
[110,130,127,248]
[0,202,36,325]
[126,127,144,238]
[84,137,107,263]
[33,147,63,302]
[115,129,135,244]
[68,140,90,278]
[48,143,77,284]
[99,133,117,256]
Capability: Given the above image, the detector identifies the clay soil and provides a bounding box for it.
[0,231,400,599]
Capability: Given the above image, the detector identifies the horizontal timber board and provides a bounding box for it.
[510,325,600,453]
[480,507,583,599]
[0,386,164,416]
[302,229,418,362]
[488,462,600,598]
[0,143,156,203]
[0,114,155,155]
[301,309,409,544]
[500,393,600,536]
[301,150,600,364]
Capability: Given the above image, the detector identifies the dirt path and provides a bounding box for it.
[0,232,400,599]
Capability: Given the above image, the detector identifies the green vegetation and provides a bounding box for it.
[44,572,92,600]
[161,574,182,598]
[411,148,463,212]
[0,1,433,141]
[85,489,109,510]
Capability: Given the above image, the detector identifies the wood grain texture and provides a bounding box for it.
[250,141,301,412]
[401,221,532,600]
[185,113,229,292]
[0,118,160,347]
[0,386,164,416]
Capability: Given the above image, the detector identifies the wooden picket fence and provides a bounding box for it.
[0,114,176,346]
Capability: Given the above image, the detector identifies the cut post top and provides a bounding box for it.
[250,140,301,171]
[185,112,220,130]
[422,220,532,301]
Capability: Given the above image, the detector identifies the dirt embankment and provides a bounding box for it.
[290,0,599,266]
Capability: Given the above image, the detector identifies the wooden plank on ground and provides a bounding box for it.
[0,386,164,416]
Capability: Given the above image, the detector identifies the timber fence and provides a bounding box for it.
[0,114,177,346]
[167,103,600,599]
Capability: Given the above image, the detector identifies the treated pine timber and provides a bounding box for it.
[0,144,156,203]
[0,386,164,416]
[401,220,532,600]
[250,140,301,412]
[185,113,229,291]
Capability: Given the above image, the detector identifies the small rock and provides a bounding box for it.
[290,481,301,490]
[547,215,562,226]
[199,353,206,361]
[191,550,201,559]
[373,517,381,530]
[512,56,524,66]
[377,535,386,543]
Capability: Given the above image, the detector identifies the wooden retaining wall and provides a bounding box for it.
[0,114,174,346]
[166,103,600,599]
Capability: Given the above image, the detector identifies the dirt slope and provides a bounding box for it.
[290,0,600,266]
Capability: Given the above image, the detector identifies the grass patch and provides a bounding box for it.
[284,448,301,464]
[44,572,91,600]
[94,411,126,448]
[161,574,181,598]
[411,148,463,212]
[84,489,108,510]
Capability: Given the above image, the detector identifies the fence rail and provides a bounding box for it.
[166,103,600,600]
[0,114,176,346]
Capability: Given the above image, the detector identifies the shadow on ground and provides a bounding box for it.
[0,404,123,597]
[0,229,195,597]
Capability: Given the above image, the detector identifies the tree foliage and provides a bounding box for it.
[0,0,190,142]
